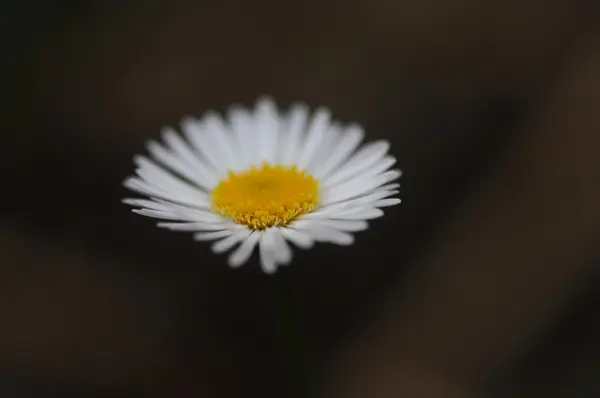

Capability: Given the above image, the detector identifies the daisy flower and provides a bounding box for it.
[123,97,401,273]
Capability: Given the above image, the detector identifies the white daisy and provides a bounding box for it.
[123,97,402,273]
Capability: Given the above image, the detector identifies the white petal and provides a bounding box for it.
[330,207,384,220]
[134,156,211,205]
[134,166,200,203]
[228,231,261,268]
[227,106,255,168]
[310,227,354,245]
[321,170,402,205]
[293,220,354,245]
[324,140,390,188]
[296,107,331,170]
[180,117,228,177]
[123,177,167,198]
[157,222,233,231]
[132,209,177,220]
[347,139,391,165]
[259,229,277,273]
[272,228,293,265]
[132,207,216,222]
[312,219,368,232]
[160,127,201,169]
[304,200,388,219]
[280,104,309,165]
[327,156,396,193]
[319,189,399,210]
[305,123,342,174]
[127,198,222,223]
[193,230,236,241]
[376,183,401,192]
[354,189,400,204]
[147,209,213,222]
[254,97,279,164]
[203,112,242,171]
[312,124,364,179]
[147,140,216,190]
[371,198,402,207]
[346,155,396,183]
[212,229,252,254]
[152,199,220,219]
[123,177,206,209]
[279,227,314,249]
[161,127,219,186]
[123,198,166,211]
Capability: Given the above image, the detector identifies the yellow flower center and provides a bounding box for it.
[211,162,319,230]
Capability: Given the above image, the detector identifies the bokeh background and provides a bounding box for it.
[2,1,600,397]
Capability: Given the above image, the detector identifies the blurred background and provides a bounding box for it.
[2,1,600,397]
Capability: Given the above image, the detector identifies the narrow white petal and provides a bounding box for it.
[134,167,202,204]
[193,229,236,241]
[305,199,390,218]
[203,112,242,171]
[301,205,346,218]
[176,209,223,222]
[280,104,309,165]
[279,227,314,249]
[319,188,399,209]
[371,198,402,207]
[354,189,400,204]
[254,97,279,164]
[328,156,397,194]
[259,229,277,273]
[123,198,165,211]
[376,183,401,192]
[330,207,384,220]
[160,127,201,169]
[180,117,229,177]
[356,155,396,179]
[309,226,354,245]
[324,140,390,188]
[227,106,254,168]
[127,196,214,217]
[132,209,178,220]
[157,222,233,231]
[348,139,391,165]
[312,219,369,232]
[146,140,216,190]
[296,108,331,170]
[123,177,167,198]
[230,105,261,167]
[293,220,354,245]
[134,156,210,202]
[272,228,293,265]
[152,199,220,220]
[305,123,342,174]
[123,178,206,209]
[312,124,364,179]
[131,207,218,222]
[322,170,402,205]
[212,229,252,254]
[161,127,219,185]
[228,231,261,268]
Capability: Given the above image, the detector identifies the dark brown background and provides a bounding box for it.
[2,1,600,397]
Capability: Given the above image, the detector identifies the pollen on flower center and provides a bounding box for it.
[211,162,319,230]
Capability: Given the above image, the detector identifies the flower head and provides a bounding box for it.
[123,97,401,273]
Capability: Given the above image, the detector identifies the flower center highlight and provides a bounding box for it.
[211,162,319,230]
